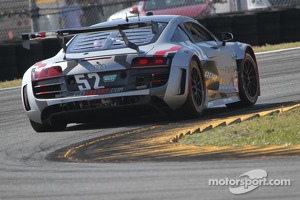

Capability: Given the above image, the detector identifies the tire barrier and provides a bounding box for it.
[201,15,233,40]
[15,43,43,78]
[231,13,260,46]
[0,55,18,81]
[280,8,300,43]
[0,44,18,80]
[0,44,16,57]
[257,10,281,45]
[0,8,300,82]
[40,39,61,60]
[199,7,300,46]
[0,39,61,81]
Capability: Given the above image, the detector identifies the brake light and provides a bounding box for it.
[139,58,149,65]
[32,65,63,81]
[131,57,168,68]
[154,58,164,64]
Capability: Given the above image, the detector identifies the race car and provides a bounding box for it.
[21,14,260,132]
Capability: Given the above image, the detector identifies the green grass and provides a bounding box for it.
[1,42,300,89]
[181,107,300,147]
[0,79,22,89]
[252,41,300,53]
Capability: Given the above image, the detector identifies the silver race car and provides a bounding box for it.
[21,15,260,132]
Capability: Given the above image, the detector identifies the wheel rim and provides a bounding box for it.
[191,62,203,108]
[242,60,258,99]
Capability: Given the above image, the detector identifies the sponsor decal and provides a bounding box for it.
[224,65,236,73]
[103,74,117,83]
[234,70,238,77]
[232,52,237,59]
[73,87,124,96]
[84,88,110,96]
[109,87,124,93]
[205,71,218,80]
[233,70,238,92]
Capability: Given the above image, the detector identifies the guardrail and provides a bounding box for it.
[0,7,300,81]
[0,39,60,81]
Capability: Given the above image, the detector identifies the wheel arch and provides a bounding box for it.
[234,44,260,96]
[245,46,258,66]
[177,54,206,117]
[191,55,206,88]
[244,46,260,96]
[162,51,207,111]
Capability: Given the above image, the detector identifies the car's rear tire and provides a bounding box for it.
[226,53,259,108]
[29,119,67,132]
[30,119,52,132]
[179,59,205,117]
[49,117,67,131]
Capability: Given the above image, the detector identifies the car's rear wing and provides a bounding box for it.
[22,21,160,53]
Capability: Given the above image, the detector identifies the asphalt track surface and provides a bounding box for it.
[0,48,300,199]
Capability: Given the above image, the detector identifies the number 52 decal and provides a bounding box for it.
[74,73,104,91]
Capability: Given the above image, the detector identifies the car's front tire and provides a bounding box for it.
[226,53,259,108]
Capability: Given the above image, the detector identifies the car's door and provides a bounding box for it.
[180,21,238,103]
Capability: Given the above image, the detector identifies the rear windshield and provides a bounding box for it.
[144,0,205,10]
[67,22,167,53]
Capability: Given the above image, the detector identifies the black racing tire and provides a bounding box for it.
[49,117,67,131]
[30,119,67,132]
[30,119,52,132]
[179,59,205,118]
[226,53,259,108]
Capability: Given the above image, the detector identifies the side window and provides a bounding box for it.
[183,22,215,43]
[171,26,191,43]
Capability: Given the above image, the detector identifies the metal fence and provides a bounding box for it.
[1,0,300,42]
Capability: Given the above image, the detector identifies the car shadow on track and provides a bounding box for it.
[46,100,300,163]
[64,100,300,132]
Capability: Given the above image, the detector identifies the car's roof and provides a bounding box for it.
[94,15,190,27]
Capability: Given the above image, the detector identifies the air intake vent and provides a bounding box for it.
[32,77,65,99]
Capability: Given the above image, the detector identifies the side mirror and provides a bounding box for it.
[220,32,233,46]
[129,6,138,14]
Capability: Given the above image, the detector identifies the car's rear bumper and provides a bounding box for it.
[25,84,173,124]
